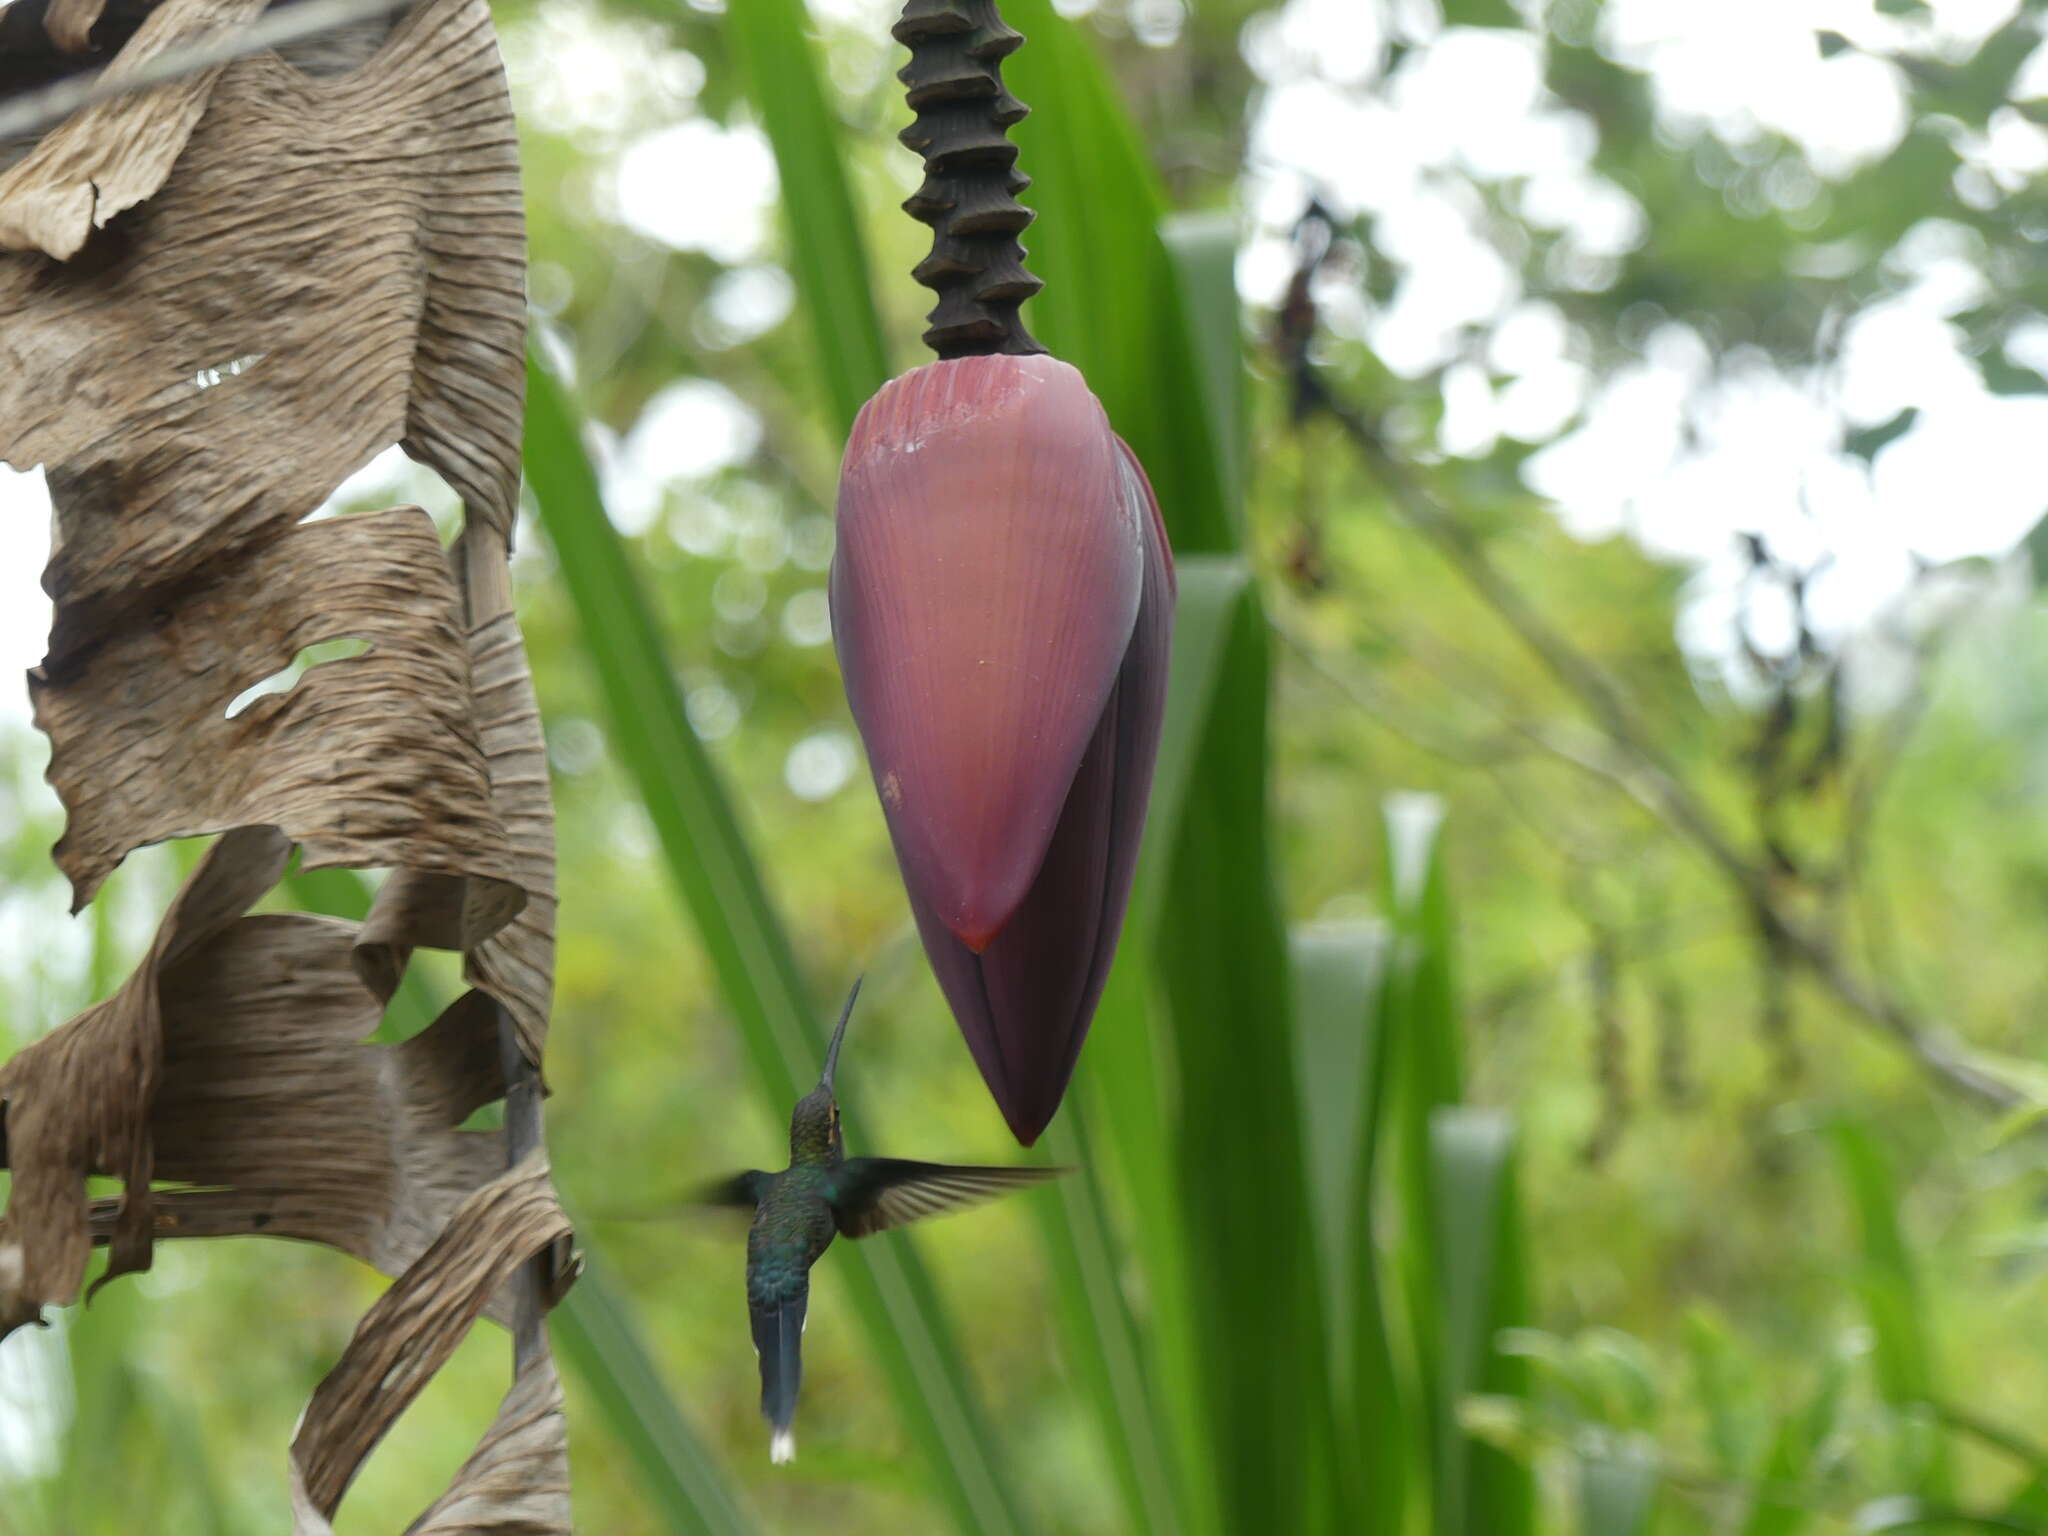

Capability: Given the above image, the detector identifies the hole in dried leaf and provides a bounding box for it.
[186,353,264,392]
[341,1320,516,1523]
[363,948,466,1046]
[458,1099,504,1133]
[302,447,461,531]
[223,637,371,719]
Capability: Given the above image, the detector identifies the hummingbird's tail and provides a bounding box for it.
[750,1287,808,1463]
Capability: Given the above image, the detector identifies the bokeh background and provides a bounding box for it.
[5,0,2048,1531]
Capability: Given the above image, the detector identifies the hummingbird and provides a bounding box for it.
[701,977,1063,1464]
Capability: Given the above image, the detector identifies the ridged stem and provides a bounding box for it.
[893,0,1045,359]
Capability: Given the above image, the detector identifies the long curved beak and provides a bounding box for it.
[820,975,862,1091]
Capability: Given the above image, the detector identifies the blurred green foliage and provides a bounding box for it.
[4,0,2048,1532]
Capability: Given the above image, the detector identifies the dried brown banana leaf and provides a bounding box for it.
[287,1152,572,1533]
[0,0,574,1520]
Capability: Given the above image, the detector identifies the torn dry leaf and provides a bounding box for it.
[131,909,511,1282]
[0,0,268,256]
[288,1152,572,1532]
[4,825,538,1336]
[32,505,523,914]
[0,823,290,1335]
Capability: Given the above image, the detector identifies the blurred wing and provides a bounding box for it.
[831,1159,1065,1238]
[588,1171,770,1223]
[700,1170,773,1210]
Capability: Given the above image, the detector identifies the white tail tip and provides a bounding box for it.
[770,1429,796,1465]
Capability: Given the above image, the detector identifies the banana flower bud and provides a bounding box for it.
[832,353,1174,1144]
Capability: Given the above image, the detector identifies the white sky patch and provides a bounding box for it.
[304,443,463,526]
[1605,1,1911,179]
[1241,0,1389,89]
[1518,171,1645,257]
[604,378,763,535]
[0,468,51,728]
[1252,84,1401,213]
[1489,300,1593,441]
[1438,362,1498,459]
[1392,30,1589,181]
[1915,0,2029,56]
[1960,105,2048,193]
[785,727,859,801]
[2005,318,2048,377]
[1243,24,1595,374]
[0,1310,69,1485]
[2016,34,2048,98]
[1835,303,1978,424]
[1529,328,2048,642]
[1872,394,2048,561]
[504,2,704,142]
[612,118,778,264]
[804,0,897,28]
[1372,190,1520,377]
[702,264,796,349]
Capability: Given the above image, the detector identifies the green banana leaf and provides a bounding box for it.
[1292,922,1405,1535]
[1151,587,1342,1534]
[1376,798,1535,1536]
[722,0,892,439]
[1578,1439,1659,1536]
[1430,1107,1536,1536]
[1831,1120,1951,1502]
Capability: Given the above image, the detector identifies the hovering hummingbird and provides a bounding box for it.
[702,978,1064,1464]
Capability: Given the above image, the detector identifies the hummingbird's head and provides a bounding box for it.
[790,977,860,1162]
[790,1083,842,1162]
